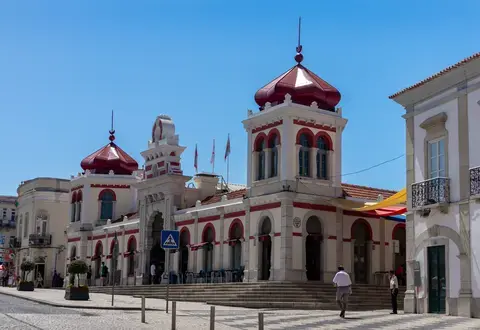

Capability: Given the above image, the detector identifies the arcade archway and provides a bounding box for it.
[229,220,243,270]
[305,216,322,281]
[258,217,272,281]
[392,224,406,284]
[179,229,190,275]
[352,219,372,284]
[150,213,165,279]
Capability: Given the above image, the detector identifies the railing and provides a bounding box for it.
[411,177,450,209]
[470,166,480,196]
[28,234,52,247]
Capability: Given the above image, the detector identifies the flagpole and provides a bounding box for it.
[226,134,230,187]
[212,139,215,174]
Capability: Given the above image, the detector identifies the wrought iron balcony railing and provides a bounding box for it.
[28,234,52,247]
[470,166,480,196]
[412,177,450,209]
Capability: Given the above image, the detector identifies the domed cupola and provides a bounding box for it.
[254,28,341,111]
[80,124,138,175]
[151,114,176,143]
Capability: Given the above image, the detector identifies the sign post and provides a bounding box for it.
[161,230,179,314]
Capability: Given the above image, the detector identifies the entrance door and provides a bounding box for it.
[260,237,271,280]
[306,236,321,281]
[428,245,446,313]
[354,243,368,283]
[34,264,45,287]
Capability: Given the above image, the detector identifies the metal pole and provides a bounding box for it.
[166,255,170,314]
[258,312,264,330]
[141,295,146,323]
[210,306,215,330]
[171,301,176,330]
[111,232,117,307]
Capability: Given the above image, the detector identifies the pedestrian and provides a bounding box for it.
[100,262,108,286]
[150,263,156,285]
[87,265,92,286]
[333,266,352,318]
[36,272,44,288]
[389,270,399,314]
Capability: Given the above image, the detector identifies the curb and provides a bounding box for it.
[0,291,163,311]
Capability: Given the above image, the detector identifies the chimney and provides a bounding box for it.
[194,173,219,199]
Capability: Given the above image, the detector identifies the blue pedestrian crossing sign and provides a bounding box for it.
[161,230,179,250]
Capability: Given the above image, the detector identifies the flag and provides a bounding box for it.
[210,139,215,164]
[194,144,198,172]
[224,134,231,161]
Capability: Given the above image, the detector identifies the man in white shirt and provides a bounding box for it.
[150,263,156,285]
[332,266,352,318]
[389,270,399,314]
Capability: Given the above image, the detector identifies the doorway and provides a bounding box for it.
[34,263,45,287]
[428,245,446,314]
[150,213,165,277]
[352,220,371,284]
[179,230,189,275]
[259,217,272,281]
[305,216,322,281]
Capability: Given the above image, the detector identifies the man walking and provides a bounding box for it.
[333,266,352,318]
[389,270,399,314]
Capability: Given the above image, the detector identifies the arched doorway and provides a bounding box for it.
[202,225,215,272]
[305,216,322,281]
[179,229,189,275]
[392,224,406,285]
[127,236,137,277]
[352,219,372,284]
[70,245,77,261]
[229,221,243,270]
[150,213,165,279]
[258,217,272,281]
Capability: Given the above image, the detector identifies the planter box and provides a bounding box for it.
[17,281,35,291]
[64,286,90,301]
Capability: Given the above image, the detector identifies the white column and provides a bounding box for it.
[295,145,301,177]
[265,148,272,178]
[121,226,126,284]
[310,148,318,178]
[252,151,258,181]
[246,130,253,187]
[280,117,295,181]
[242,199,251,281]
[269,234,275,281]
[193,213,199,272]
[333,127,342,187]
[219,209,225,269]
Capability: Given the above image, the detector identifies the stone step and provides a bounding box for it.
[205,301,400,311]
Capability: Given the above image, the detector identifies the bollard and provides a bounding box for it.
[171,301,176,330]
[141,296,146,323]
[210,306,215,330]
[258,312,264,330]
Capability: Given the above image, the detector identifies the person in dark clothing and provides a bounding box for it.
[389,270,399,314]
[87,266,92,286]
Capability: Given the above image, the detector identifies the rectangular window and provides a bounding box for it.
[428,138,446,179]
[2,208,6,219]
[11,210,15,222]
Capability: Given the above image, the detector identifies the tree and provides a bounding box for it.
[67,260,88,287]
[20,261,34,282]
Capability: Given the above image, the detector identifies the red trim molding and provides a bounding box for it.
[68,237,81,243]
[176,219,194,226]
[198,215,221,223]
[293,119,336,133]
[250,202,281,212]
[252,120,283,134]
[293,202,336,212]
[90,184,130,189]
[293,232,302,237]
[224,211,246,219]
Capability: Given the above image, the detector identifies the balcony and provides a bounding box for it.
[470,166,480,197]
[0,218,15,228]
[9,237,21,248]
[411,177,450,212]
[28,234,52,247]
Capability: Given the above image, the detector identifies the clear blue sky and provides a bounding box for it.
[1,1,479,196]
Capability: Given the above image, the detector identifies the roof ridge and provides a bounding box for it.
[340,183,398,193]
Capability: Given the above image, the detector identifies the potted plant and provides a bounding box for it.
[17,260,35,291]
[64,259,89,300]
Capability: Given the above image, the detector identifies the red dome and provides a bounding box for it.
[254,52,341,111]
[80,131,138,175]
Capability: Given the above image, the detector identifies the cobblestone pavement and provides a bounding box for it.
[1,288,480,329]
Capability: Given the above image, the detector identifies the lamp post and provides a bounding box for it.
[111,231,118,307]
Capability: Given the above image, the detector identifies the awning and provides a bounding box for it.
[353,188,406,212]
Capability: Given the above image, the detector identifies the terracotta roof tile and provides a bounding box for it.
[389,52,480,99]
[200,183,398,206]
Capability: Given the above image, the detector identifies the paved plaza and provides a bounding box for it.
[0,288,479,329]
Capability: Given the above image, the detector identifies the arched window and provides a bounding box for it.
[24,212,29,238]
[127,236,137,276]
[76,191,83,221]
[269,134,279,178]
[256,138,266,180]
[99,190,115,220]
[36,212,48,235]
[71,192,77,223]
[316,137,328,180]
[299,133,311,177]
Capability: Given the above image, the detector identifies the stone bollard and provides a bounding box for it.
[210,306,215,330]
[171,301,176,330]
[258,312,264,330]
[141,296,146,323]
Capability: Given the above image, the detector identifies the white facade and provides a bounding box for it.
[15,178,70,286]
[0,195,16,265]
[390,53,480,317]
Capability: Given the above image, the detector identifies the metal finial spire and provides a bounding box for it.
[109,110,115,142]
[295,17,303,64]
